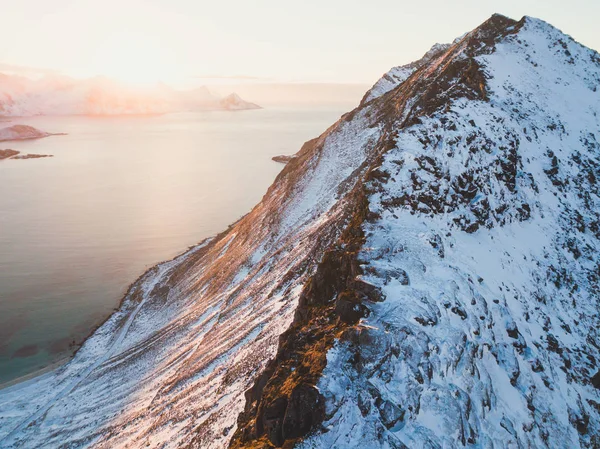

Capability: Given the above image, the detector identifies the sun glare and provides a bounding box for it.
[92,31,180,86]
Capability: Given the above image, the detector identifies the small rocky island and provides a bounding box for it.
[272,154,295,164]
[0,125,61,159]
[0,149,53,160]
[12,153,53,159]
[0,149,20,160]
[219,93,261,110]
[0,124,65,142]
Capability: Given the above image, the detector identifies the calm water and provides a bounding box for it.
[0,107,349,384]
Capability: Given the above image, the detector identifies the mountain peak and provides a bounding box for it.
[219,92,261,110]
[232,14,600,449]
[362,14,521,105]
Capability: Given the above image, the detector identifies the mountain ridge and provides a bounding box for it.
[230,13,600,448]
[0,13,599,449]
[0,73,260,116]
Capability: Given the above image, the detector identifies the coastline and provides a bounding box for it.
[0,234,220,392]
[0,357,69,392]
[0,108,282,392]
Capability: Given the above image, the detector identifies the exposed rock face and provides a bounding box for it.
[0,13,599,449]
[294,15,600,449]
[229,184,378,449]
[232,13,600,449]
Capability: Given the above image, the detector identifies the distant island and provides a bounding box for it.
[0,73,261,116]
[0,126,56,159]
[219,93,260,111]
[0,148,53,160]
[0,149,19,159]
[0,124,64,142]
[12,153,53,159]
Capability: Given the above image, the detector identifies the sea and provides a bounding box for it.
[0,106,351,384]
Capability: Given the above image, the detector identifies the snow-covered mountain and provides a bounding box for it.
[0,74,260,116]
[0,13,599,449]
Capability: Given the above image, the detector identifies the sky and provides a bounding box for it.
[1,0,599,87]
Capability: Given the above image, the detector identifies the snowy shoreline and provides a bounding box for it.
[0,236,215,392]
[0,236,214,445]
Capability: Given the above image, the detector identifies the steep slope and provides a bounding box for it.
[0,13,599,449]
[231,14,600,449]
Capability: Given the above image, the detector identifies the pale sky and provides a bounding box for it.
[1,0,599,87]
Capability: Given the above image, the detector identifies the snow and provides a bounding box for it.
[1,14,599,449]
[277,110,380,235]
[363,43,451,103]
[299,16,600,449]
[364,66,416,103]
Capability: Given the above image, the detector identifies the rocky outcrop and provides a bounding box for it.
[0,149,19,159]
[0,124,57,142]
[11,153,53,159]
[229,183,379,448]
[296,15,600,449]
[0,148,53,159]
[271,155,295,164]
[232,13,600,449]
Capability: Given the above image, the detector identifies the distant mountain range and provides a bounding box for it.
[0,73,260,116]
